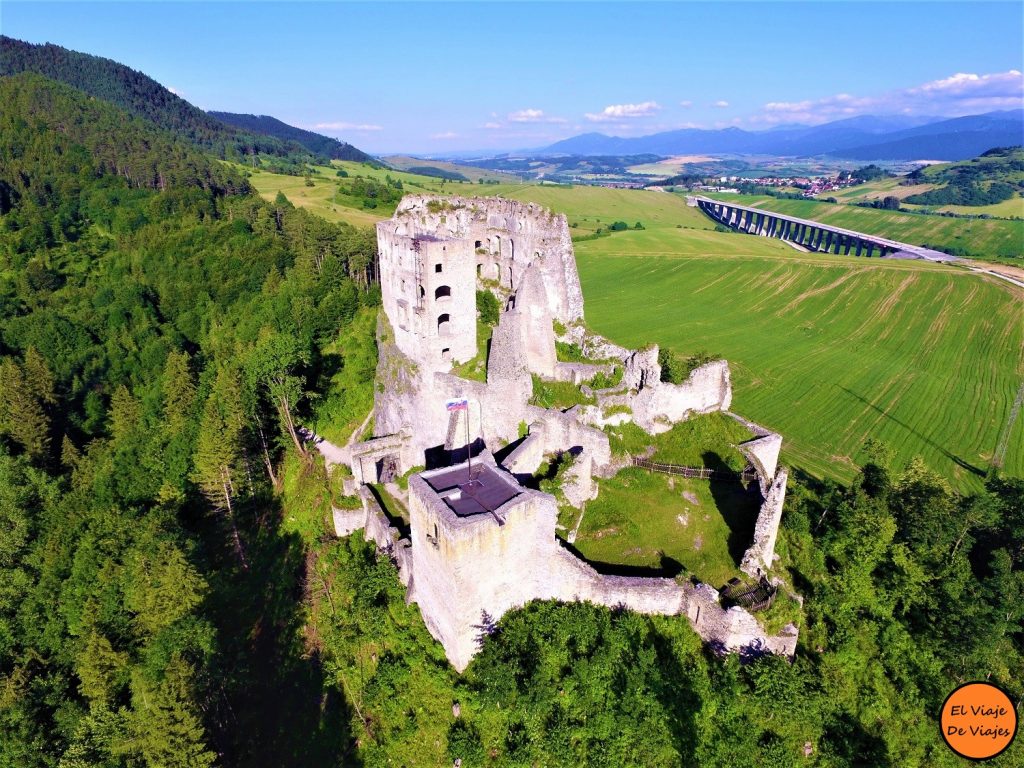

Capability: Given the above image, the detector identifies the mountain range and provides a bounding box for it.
[542,111,1024,161]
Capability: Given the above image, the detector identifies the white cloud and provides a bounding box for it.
[713,100,730,108]
[585,101,661,122]
[679,100,693,108]
[168,86,183,96]
[483,121,502,129]
[314,121,383,132]
[508,108,567,124]
[431,131,460,140]
[749,69,1023,125]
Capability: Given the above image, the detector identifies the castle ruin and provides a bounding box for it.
[333,195,796,671]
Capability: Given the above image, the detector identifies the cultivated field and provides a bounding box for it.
[702,192,1024,258]
[825,176,1024,218]
[576,227,1024,490]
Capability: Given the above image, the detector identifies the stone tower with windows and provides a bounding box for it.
[376,196,585,373]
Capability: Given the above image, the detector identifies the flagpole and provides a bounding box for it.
[466,401,472,480]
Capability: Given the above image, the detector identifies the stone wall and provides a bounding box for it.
[553,361,613,386]
[332,490,413,587]
[629,359,733,434]
[501,431,545,477]
[685,582,798,656]
[740,468,789,577]
[376,195,584,375]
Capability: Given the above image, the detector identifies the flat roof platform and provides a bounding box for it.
[424,463,522,517]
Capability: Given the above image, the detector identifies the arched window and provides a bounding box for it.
[437,313,451,336]
[435,285,451,301]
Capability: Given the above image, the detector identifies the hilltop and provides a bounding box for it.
[903,146,1024,206]
[208,111,374,163]
[0,36,367,167]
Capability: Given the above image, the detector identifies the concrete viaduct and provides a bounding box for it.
[687,195,957,262]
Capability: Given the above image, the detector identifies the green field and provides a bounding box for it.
[575,227,1024,489]
[824,176,1024,218]
[571,467,759,587]
[703,192,1024,258]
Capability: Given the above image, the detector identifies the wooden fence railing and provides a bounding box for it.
[631,457,758,484]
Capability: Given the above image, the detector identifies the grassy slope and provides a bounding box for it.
[825,175,1024,218]
[703,192,1023,258]
[576,227,1024,489]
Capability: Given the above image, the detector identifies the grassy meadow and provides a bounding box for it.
[571,467,760,587]
[575,227,1024,490]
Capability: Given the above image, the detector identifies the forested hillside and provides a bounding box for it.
[208,111,373,163]
[0,69,379,765]
[904,145,1024,206]
[0,36,339,168]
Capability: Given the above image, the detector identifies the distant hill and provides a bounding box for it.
[902,146,1024,206]
[0,36,327,164]
[835,113,1024,161]
[207,111,373,162]
[543,111,1024,161]
[0,73,249,208]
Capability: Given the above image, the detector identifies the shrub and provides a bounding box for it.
[476,289,500,326]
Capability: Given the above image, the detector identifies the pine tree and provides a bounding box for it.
[0,358,51,462]
[193,368,248,568]
[162,351,196,435]
[130,657,216,768]
[22,347,56,406]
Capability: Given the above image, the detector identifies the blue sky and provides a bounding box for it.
[3,1,1022,154]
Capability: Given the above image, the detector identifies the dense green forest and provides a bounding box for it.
[0,70,378,765]
[0,65,1021,767]
[0,36,357,169]
[208,112,372,163]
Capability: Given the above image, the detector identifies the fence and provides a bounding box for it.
[631,457,758,484]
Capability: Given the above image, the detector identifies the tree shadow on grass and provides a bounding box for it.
[198,493,363,767]
[703,451,760,567]
[836,384,986,477]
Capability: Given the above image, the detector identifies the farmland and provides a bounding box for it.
[575,227,1024,490]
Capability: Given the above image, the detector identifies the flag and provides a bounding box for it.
[445,398,469,412]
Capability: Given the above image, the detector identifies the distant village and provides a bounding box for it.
[687,171,864,198]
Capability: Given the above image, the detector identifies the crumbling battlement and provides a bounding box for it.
[376,195,583,373]
[340,194,796,672]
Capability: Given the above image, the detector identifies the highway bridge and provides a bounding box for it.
[688,195,958,263]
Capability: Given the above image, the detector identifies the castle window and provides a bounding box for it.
[435,285,451,301]
[475,240,482,248]
[435,263,443,273]
[437,313,451,336]
[441,347,451,361]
